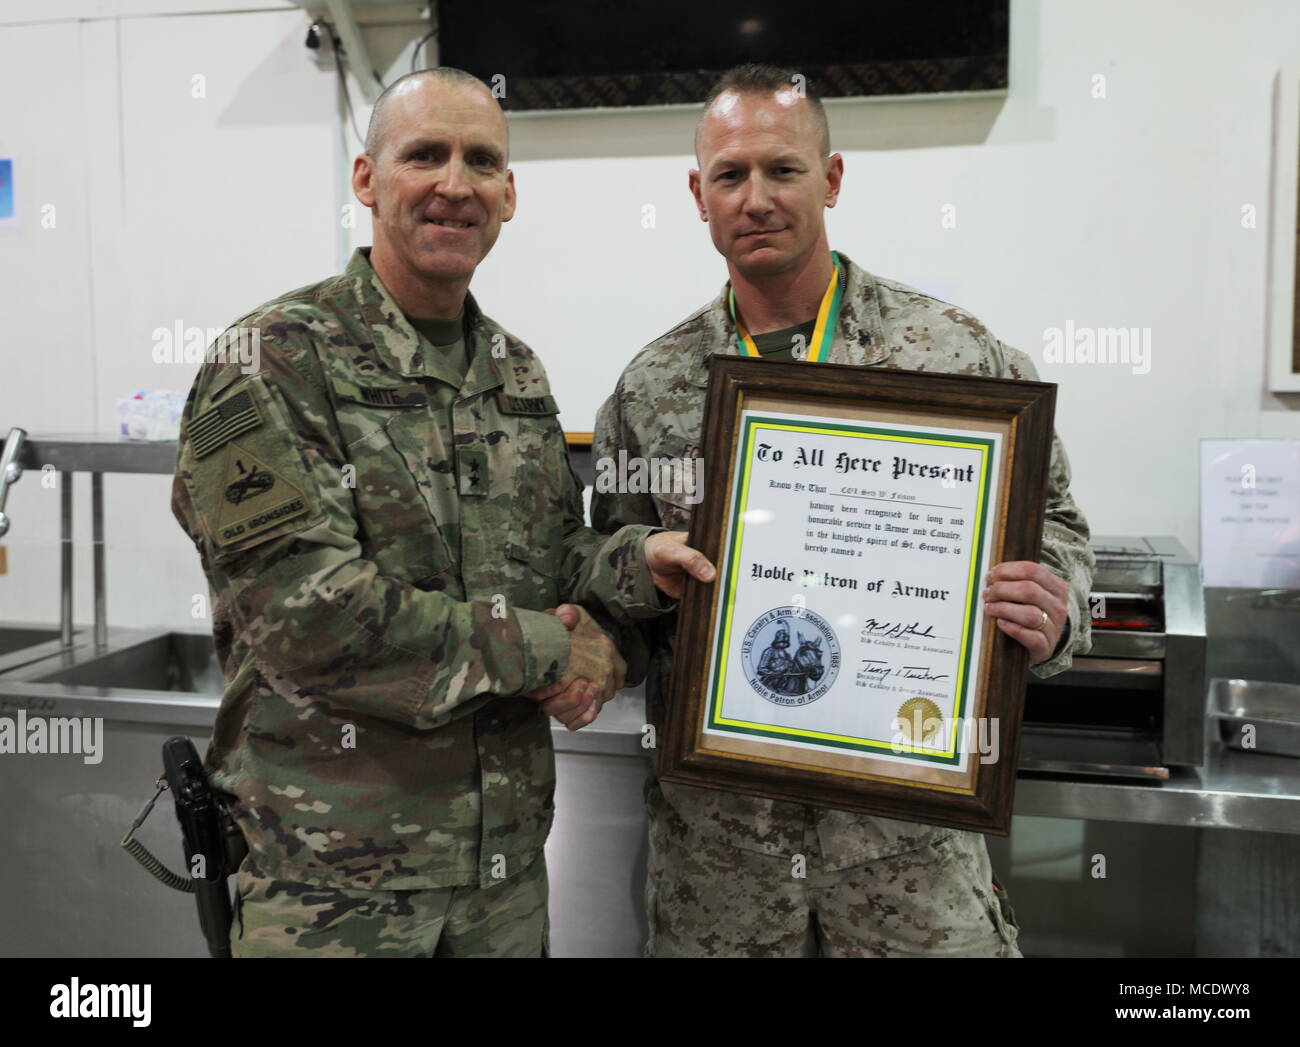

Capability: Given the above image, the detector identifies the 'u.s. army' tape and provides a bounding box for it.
[496,392,558,416]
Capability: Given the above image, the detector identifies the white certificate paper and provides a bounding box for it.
[702,408,1002,774]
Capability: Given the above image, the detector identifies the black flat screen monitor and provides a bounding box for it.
[435,0,1009,111]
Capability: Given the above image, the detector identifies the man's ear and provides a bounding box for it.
[824,153,844,209]
[688,169,707,221]
[352,154,377,209]
[501,169,517,223]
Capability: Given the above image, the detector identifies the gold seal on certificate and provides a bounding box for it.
[661,357,1058,835]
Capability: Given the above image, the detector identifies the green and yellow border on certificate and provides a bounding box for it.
[703,414,996,767]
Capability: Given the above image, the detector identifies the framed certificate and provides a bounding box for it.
[661,357,1057,835]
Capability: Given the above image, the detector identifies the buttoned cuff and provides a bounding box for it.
[514,607,572,692]
[604,524,680,618]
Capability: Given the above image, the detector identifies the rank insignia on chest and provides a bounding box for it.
[496,391,558,416]
[457,446,489,496]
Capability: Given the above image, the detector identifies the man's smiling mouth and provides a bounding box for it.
[426,218,474,228]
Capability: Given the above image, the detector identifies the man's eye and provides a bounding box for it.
[411,150,433,163]
[717,170,741,181]
[472,154,497,168]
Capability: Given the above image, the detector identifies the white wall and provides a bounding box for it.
[1,0,1298,634]
[0,1,336,630]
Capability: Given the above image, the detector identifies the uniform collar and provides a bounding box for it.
[686,250,891,386]
[348,247,496,393]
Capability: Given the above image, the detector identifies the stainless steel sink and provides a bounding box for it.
[1211,678,1300,758]
[0,622,87,675]
[0,627,221,957]
[0,627,222,727]
[19,629,222,694]
[0,625,60,655]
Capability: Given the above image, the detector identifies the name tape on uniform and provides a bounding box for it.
[330,375,429,408]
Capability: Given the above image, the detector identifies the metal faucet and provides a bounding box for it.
[0,427,26,538]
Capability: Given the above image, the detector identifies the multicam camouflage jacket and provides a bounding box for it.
[172,248,664,891]
[592,251,1095,869]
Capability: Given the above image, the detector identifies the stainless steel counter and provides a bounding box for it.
[556,706,1300,835]
[4,667,1296,835]
[548,685,1300,835]
[1014,748,1300,834]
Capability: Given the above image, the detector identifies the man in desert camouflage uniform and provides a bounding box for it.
[171,69,710,957]
[592,65,1096,957]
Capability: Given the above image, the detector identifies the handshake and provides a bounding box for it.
[525,603,626,731]
[525,531,715,732]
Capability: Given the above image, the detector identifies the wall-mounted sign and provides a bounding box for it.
[0,157,16,231]
[1200,439,1300,588]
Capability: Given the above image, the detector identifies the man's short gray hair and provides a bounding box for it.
[696,63,830,160]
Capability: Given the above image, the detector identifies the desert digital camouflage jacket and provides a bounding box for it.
[592,251,1095,869]
[172,248,663,890]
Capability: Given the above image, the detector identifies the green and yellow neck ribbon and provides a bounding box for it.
[729,251,844,362]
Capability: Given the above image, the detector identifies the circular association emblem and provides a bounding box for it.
[741,606,841,707]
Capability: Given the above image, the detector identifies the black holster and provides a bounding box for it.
[123,736,248,958]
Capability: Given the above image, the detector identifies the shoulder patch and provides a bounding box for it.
[189,385,262,459]
[212,443,309,547]
[178,374,321,561]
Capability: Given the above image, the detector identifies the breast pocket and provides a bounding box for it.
[329,379,456,589]
[485,410,569,611]
[650,433,703,533]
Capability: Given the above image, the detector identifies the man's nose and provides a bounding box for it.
[741,173,775,216]
[436,156,474,201]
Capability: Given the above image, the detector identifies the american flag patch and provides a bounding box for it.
[189,387,262,459]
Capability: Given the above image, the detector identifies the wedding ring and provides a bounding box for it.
[1034,609,1050,631]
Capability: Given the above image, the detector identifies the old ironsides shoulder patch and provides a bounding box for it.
[189,386,262,459]
[212,443,309,547]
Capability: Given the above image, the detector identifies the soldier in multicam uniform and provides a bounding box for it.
[592,65,1096,957]
[171,68,711,957]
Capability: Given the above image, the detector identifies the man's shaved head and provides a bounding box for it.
[351,64,516,292]
[365,67,505,160]
[688,62,842,280]
[695,63,829,163]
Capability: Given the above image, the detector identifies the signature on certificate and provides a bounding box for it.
[861,618,937,640]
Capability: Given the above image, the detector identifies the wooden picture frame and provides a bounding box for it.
[660,356,1057,835]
